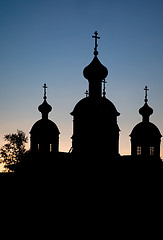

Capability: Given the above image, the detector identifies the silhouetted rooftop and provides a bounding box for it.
[130,121,162,138]
[30,119,60,136]
[38,99,52,115]
[71,96,120,116]
[83,56,108,81]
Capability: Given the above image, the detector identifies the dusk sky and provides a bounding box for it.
[1,0,163,160]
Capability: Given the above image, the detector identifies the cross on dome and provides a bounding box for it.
[43,83,47,100]
[144,86,149,103]
[92,31,100,56]
[38,83,52,118]
[83,31,108,98]
[85,90,89,97]
[139,86,153,122]
[102,79,107,97]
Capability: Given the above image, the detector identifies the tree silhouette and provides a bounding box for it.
[0,130,28,171]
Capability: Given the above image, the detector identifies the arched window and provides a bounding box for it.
[50,144,53,152]
[150,147,154,156]
[137,146,141,155]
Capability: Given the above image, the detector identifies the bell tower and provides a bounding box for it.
[71,32,120,159]
[30,84,60,154]
[130,86,162,159]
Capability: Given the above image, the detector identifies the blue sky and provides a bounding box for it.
[0,0,163,158]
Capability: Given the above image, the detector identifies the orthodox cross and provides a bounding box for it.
[85,90,89,97]
[102,79,107,97]
[92,31,100,56]
[43,83,47,100]
[144,86,149,103]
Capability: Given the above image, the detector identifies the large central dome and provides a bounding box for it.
[71,96,119,117]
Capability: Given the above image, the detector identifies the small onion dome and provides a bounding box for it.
[38,99,52,115]
[139,102,153,118]
[83,56,108,81]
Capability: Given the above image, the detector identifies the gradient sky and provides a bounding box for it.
[0,0,163,162]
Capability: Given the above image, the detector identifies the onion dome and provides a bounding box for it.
[83,56,108,81]
[83,31,108,81]
[30,84,60,153]
[139,102,153,120]
[38,100,52,115]
[139,86,153,122]
[38,83,52,119]
[130,86,162,139]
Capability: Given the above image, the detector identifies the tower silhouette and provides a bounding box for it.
[30,84,60,154]
[71,32,120,159]
[130,86,162,159]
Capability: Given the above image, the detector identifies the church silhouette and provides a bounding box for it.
[16,32,163,175]
[30,83,60,154]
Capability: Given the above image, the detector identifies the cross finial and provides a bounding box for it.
[85,90,89,97]
[92,31,100,56]
[43,83,47,100]
[102,79,107,97]
[144,86,149,103]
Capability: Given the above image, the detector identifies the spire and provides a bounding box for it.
[38,84,52,120]
[139,86,153,122]
[92,31,100,56]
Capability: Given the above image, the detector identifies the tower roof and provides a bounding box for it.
[30,84,60,136]
[83,56,108,81]
[130,86,162,139]
[83,31,108,81]
[139,103,153,118]
[130,121,162,139]
[38,84,52,118]
[30,119,60,136]
[139,86,153,121]
[38,100,52,115]
[71,96,120,116]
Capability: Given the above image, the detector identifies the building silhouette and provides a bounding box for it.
[30,84,60,154]
[71,31,120,159]
[130,86,162,159]
[29,32,162,165]
[7,31,162,176]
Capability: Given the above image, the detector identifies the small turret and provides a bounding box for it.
[130,86,162,159]
[38,84,52,120]
[139,86,153,122]
[30,84,60,154]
